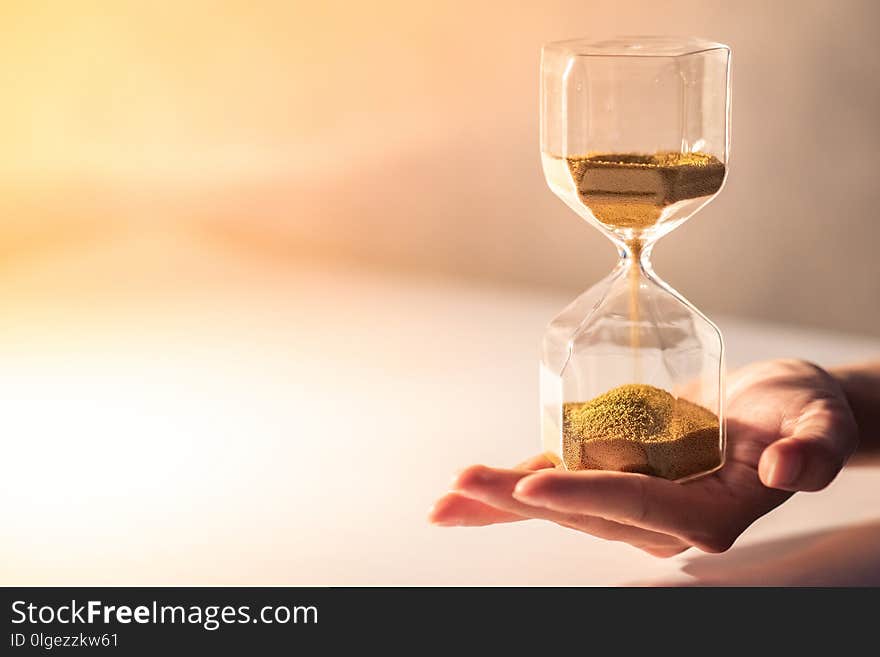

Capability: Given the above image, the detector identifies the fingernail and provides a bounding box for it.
[769,451,803,488]
[512,479,544,504]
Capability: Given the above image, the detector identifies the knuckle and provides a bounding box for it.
[695,532,736,554]
[819,447,847,474]
[798,446,845,491]
[798,474,836,492]
[682,519,739,554]
[776,357,822,376]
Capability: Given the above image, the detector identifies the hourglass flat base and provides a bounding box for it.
[540,450,724,483]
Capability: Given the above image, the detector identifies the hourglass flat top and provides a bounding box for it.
[545,36,729,57]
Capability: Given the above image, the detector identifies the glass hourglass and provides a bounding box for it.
[539,37,730,481]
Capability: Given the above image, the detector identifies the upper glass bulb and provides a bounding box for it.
[540,36,730,246]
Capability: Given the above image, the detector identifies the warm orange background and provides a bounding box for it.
[1,0,878,332]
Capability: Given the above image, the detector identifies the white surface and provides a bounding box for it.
[1,232,878,584]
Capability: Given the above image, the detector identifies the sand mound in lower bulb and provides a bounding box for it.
[562,384,721,481]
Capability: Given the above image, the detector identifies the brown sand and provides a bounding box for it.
[565,151,725,229]
[562,384,722,480]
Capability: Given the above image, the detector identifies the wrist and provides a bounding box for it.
[829,362,880,457]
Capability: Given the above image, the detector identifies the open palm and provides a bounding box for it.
[430,359,859,556]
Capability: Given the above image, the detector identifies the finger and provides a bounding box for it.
[454,465,689,556]
[428,457,553,528]
[429,492,525,526]
[515,454,557,470]
[759,397,859,492]
[512,469,734,552]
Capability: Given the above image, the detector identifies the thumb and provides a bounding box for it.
[758,397,859,492]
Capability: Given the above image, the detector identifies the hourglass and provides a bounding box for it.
[540,37,730,481]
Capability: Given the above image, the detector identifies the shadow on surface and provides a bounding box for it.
[650,520,880,586]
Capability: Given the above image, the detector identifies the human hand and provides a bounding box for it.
[430,359,859,556]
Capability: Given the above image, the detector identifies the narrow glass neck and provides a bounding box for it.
[617,239,654,269]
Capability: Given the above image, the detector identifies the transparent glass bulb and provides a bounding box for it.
[539,37,730,481]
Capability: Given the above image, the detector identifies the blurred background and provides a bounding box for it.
[2,0,879,584]
[2,0,879,334]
